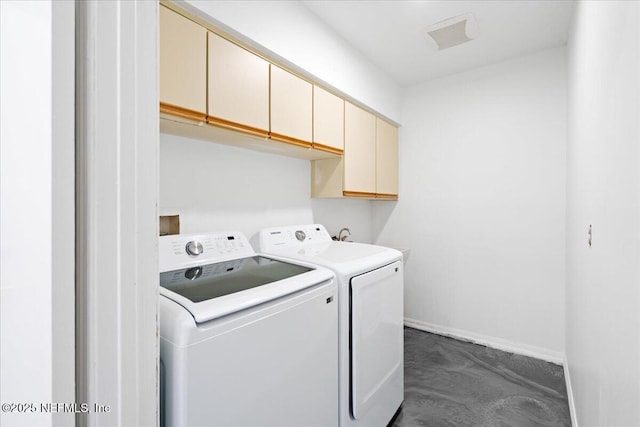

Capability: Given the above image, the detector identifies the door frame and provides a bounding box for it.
[75,1,159,425]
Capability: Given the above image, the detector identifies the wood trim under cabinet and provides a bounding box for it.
[269,132,313,149]
[206,115,269,139]
[343,190,378,198]
[312,143,344,156]
[160,102,206,123]
[375,193,398,200]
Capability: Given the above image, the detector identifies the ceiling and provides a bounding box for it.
[301,0,574,87]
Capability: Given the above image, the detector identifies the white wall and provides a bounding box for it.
[160,134,373,243]
[373,48,567,360]
[566,1,640,425]
[1,2,54,425]
[183,0,401,122]
[51,1,75,425]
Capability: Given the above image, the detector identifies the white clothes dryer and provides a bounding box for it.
[159,231,338,427]
[255,224,404,427]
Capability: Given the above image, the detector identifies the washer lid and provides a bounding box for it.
[160,255,334,323]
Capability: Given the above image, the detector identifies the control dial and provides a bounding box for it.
[295,230,306,242]
[184,266,203,281]
[185,241,204,256]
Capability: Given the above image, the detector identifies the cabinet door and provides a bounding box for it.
[376,118,399,197]
[159,6,207,118]
[270,66,312,145]
[344,103,376,196]
[208,32,269,134]
[313,86,344,154]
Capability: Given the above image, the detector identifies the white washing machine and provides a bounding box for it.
[255,224,404,427]
[159,231,338,427]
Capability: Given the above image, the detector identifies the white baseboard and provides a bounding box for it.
[563,358,579,427]
[404,317,565,365]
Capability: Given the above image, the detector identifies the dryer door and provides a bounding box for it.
[350,260,404,420]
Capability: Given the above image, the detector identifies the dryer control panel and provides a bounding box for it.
[257,224,332,251]
[159,231,255,273]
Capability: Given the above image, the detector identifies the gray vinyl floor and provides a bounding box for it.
[390,327,571,427]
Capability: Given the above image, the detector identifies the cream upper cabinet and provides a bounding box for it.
[376,118,399,196]
[208,32,269,133]
[344,102,376,195]
[311,106,399,199]
[159,5,394,168]
[313,86,344,154]
[159,5,207,118]
[270,65,313,144]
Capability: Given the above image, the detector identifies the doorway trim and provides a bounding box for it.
[75,1,159,425]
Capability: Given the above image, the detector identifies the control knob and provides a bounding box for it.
[184,266,203,281]
[185,241,204,256]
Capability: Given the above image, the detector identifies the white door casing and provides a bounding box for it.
[76,1,159,425]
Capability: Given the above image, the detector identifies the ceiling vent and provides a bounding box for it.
[425,13,478,50]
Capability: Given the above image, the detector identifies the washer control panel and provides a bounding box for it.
[257,224,333,252]
[159,231,254,273]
